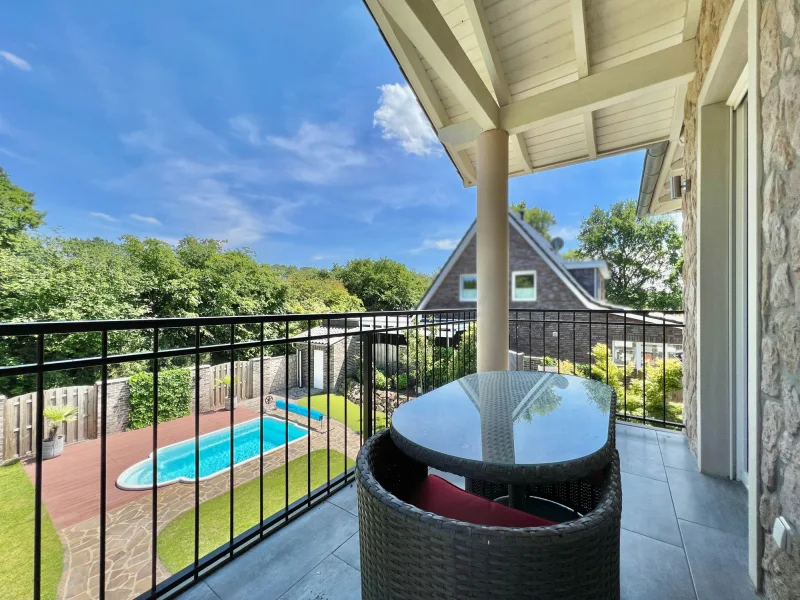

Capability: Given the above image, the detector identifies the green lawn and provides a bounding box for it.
[158,449,354,573]
[0,462,63,600]
[298,393,387,434]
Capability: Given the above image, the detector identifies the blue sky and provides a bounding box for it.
[0,0,646,274]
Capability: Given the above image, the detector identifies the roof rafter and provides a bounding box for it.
[649,83,688,213]
[463,0,532,173]
[570,0,597,159]
[365,0,476,185]
[439,40,696,143]
[377,0,500,130]
[684,0,702,40]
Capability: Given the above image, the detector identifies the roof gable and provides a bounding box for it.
[417,208,622,311]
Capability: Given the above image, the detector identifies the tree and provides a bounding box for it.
[333,258,431,311]
[510,201,557,240]
[284,269,363,315]
[0,168,46,249]
[574,200,683,309]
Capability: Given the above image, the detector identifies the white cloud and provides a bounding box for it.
[411,238,460,254]
[130,213,162,225]
[120,129,167,154]
[0,51,31,71]
[91,212,117,222]
[551,226,580,241]
[229,115,262,146]
[267,121,367,184]
[373,83,440,156]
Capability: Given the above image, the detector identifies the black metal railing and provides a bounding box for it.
[0,309,476,600]
[507,309,685,429]
[0,306,682,600]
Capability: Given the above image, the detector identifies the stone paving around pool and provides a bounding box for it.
[57,399,361,600]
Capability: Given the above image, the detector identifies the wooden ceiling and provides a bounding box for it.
[365,0,699,186]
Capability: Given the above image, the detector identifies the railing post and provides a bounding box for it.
[362,332,374,440]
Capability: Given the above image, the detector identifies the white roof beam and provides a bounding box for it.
[500,40,697,133]
[649,83,689,212]
[378,0,500,131]
[463,0,532,173]
[366,0,476,185]
[684,0,702,41]
[570,0,596,159]
[439,40,696,142]
[570,0,590,79]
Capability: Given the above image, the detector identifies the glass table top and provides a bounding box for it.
[390,371,614,471]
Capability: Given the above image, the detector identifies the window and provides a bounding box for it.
[611,341,683,366]
[512,270,537,302]
[459,274,477,301]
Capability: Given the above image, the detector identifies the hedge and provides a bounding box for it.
[128,368,192,430]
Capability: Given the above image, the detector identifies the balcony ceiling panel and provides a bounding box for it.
[366,0,696,185]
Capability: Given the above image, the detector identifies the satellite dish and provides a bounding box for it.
[550,237,564,252]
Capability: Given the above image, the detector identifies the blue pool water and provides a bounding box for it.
[117,417,308,490]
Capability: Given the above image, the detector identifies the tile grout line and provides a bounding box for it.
[274,554,356,600]
[619,462,668,483]
[620,525,686,550]
[675,516,749,540]
[658,434,699,600]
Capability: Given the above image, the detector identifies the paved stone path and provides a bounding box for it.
[57,395,361,600]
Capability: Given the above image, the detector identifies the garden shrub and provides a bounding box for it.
[374,369,388,390]
[128,368,191,430]
[395,373,408,390]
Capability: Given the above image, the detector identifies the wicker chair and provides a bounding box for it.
[356,429,622,600]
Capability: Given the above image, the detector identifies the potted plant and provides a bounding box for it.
[42,405,79,459]
[215,376,238,410]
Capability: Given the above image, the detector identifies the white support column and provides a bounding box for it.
[476,129,509,372]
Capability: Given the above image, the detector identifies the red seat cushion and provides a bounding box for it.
[408,475,555,528]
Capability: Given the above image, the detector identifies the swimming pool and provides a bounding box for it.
[117,417,308,490]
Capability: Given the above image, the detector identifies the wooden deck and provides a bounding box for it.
[25,407,260,529]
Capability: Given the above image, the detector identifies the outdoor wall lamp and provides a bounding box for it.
[670,175,691,200]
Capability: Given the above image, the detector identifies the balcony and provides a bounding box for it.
[175,423,751,600]
[0,307,755,600]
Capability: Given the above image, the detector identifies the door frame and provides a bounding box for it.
[728,90,748,486]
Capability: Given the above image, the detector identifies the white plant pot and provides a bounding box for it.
[225,396,238,411]
[42,436,65,460]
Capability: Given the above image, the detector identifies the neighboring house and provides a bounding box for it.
[418,207,683,365]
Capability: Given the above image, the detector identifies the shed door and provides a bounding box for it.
[313,350,324,390]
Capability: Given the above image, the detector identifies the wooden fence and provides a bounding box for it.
[209,361,251,408]
[375,343,401,374]
[2,386,97,460]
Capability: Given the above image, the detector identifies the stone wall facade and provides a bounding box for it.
[682,0,735,453]
[759,1,800,595]
[248,354,299,398]
[424,225,592,311]
[102,377,132,436]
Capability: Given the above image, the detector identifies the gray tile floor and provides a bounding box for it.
[176,424,759,600]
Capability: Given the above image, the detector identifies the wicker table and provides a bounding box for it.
[390,370,616,509]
